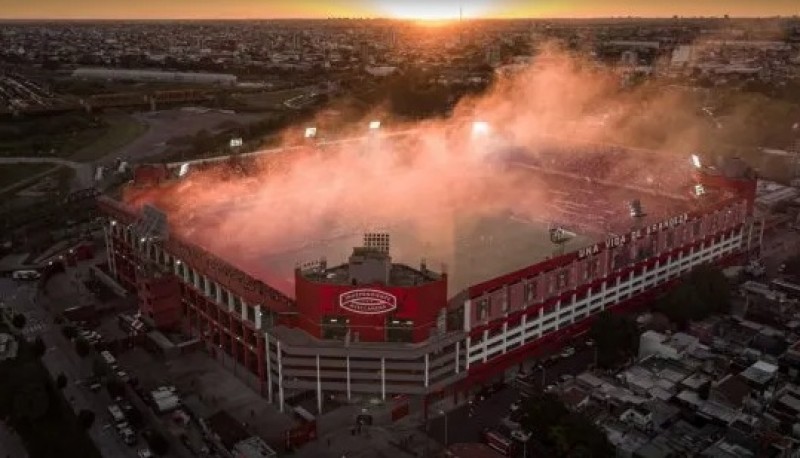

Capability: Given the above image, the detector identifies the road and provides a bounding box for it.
[0,419,28,458]
[426,346,596,450]
[2,278,139,458]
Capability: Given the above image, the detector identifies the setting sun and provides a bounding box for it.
[374,1,493,20]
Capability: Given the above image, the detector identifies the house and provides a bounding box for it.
[639,331,702,361]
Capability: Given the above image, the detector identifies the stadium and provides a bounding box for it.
[97,120,763,420]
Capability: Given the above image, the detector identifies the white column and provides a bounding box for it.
[255,306,262,329]
[316,355,323,415]
[265,333,273,403]
[465,336,472,370]
[455,341,460,374]
[277,341,284,413]
[380,358,386,401]
[569,293,577,321]
[215,282,223,305]
[346,355,351,401]
[240,300,248,321]
[501,322,508,353]
[482,329,489,363]
[424,353,430,387]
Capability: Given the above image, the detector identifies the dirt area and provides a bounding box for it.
[114,109,267,163]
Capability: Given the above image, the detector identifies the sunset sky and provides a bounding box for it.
[0,0,797,20]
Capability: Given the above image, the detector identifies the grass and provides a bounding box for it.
[68,115,148,162]
[0,164,53,189]
[232,88,308,110]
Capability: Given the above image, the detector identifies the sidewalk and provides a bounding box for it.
[293,394,461,458]
[0,420,28,458]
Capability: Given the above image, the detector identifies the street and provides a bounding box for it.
[426,346,597,449]
[1,277,140,458]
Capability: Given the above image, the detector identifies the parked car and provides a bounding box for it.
[509,400,522,412]
[138,450,154,458]
[584,338,595,347]
[560,346,576,358]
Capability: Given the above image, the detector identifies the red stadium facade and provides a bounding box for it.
[98,148,763,417]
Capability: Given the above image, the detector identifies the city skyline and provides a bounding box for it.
[1,0,799,20]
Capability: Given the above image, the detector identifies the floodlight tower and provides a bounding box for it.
[629,199,647,229]
[304,126,318,142]
[549,225,575,256]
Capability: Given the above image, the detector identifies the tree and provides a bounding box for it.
[589,311,639,369]
[74,338,91,358]
[31,337,46,358]
[78,409,95,429]
[61,325,78,340]
[518,392,614,457]
[655,283,702,329]
[56,373,68,390]
[12,314,27,329]
[782,255,800,277]
[147,431,170,456]
[688,265,731,315]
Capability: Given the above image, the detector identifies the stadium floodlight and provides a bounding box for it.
[629,199,646,218]
[691,154,702,169]
[694,184,706,196]
[369,120,381,130]
[304,127,318,139]
[178,163,190,177]
[472,121,490,137]
[230,137,243,148]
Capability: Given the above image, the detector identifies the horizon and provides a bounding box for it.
[1,0,798,21]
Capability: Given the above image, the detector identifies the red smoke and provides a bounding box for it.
[125,46,699,294]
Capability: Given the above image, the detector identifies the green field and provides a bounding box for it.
[0,164,53,190]
[68,115,147,162]
[0,113,146,162]
[232,88,308,110]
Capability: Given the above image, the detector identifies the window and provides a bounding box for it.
[612,250,629,270]
[524,280,537,302]
[476,298,490,321]
[693,220,702,238]
[386,316,414,343]
[322,316,349,340]
[556,269,569,290]
[665,230,674,249]
[587,259,601,280]
[447,307,464,331]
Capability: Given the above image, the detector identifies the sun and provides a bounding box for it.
[375,1,492,21]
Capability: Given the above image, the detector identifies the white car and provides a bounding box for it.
[560,346,576,358]
[510,400,522,412]
[138,449,154,458]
